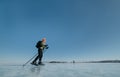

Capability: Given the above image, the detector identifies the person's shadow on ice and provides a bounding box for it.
[30,66,42,76]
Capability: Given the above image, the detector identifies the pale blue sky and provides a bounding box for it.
[0,0,120,64]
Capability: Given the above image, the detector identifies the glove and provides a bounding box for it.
[46,47,49,49]
[45,45,49,49]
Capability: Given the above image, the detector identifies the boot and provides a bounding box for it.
[31,61,37,65]
[38,61,42,65]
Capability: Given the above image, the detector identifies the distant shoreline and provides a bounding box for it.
[48,60,120,63]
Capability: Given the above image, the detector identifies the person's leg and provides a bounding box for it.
[31,49,39,64]
[38,49,43,64]
[31,55,38,64]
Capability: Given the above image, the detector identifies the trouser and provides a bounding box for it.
[32,49,43,64]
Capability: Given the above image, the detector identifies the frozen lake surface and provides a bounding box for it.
[0,63,120,77]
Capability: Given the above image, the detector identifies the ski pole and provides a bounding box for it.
[23,53,38,67]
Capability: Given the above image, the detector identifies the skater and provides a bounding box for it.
[31,38,48,65]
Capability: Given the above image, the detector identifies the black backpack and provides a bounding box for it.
[36,41,42,48]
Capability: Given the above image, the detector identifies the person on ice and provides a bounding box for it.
[31,38,48,65]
